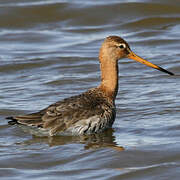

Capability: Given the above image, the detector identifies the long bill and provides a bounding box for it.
[127,51,174,75]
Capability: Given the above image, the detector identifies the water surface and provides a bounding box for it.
[0,0,180,179]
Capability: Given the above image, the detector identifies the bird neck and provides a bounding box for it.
[98,56,119,100]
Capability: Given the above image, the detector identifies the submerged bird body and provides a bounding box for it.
[9,88,116,136]
[7,36,174,136]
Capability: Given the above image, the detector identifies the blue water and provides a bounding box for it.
[0,0,180,179]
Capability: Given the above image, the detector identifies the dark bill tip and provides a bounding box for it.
[158,66,174,76]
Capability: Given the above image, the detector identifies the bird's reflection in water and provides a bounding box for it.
[18,128,124,151]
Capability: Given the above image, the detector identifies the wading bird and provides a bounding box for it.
[7,36,174,136]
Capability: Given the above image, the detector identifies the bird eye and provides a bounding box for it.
[118,43,126,49]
